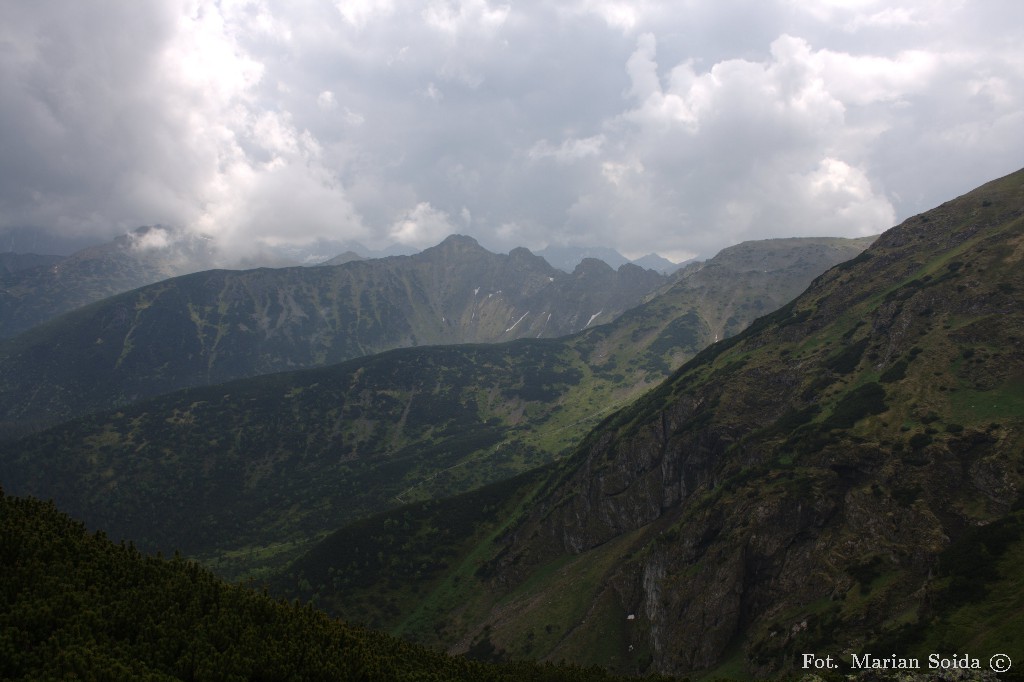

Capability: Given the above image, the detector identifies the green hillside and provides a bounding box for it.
[272,169,1024,679]
[0,487,679,682]
[0,237,869,580]
[0,341,583,578]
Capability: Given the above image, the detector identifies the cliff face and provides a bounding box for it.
[479,169,1024,677]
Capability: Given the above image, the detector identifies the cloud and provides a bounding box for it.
[422,0,510,36]
[562,32,897,254]
[788,0,945,32]
[0,0,370,260]
[335,0,395,29]
[845,7,923,31]
[529,135,606,163]
[549,21,1021,254]
[1,0,1022,262]
[128,226,174,251]
[561,1,646,33]
[389,202,457,248]
[317,90,337,110]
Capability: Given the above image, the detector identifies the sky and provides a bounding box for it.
[2,1,1023,262]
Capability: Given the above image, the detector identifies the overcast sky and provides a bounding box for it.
[2,0,1022,261]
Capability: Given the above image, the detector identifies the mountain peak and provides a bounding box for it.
[434,234,483,250]
[416,235,491,264]
[508,246,554,271]
[572,257,615,276]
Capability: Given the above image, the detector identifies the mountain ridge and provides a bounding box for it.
[0,234,669,431]
[0,230,683,340]
[0,251,65,275]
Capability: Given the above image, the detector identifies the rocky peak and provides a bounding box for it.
[572,257,615,277]
[426,233,485,254]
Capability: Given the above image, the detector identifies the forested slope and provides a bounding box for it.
[0,488,677,682]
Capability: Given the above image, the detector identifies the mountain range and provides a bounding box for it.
[536,245,686,274]
[0,229,686,342]
[266,169,1024,678]
[0,234,670,431]
[0,235,870,580]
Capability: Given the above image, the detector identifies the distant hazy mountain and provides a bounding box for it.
[630,252,689,273]
[0,252,65,275]
[0,226,102,256]
[0,234,667,429]
[0,226,363,339]
[268,239,416,265]
[0,235,872,578]
[537,245,687,274]
[0,226,224,339]
[0,227,685,339]
[536,245,631,271]
[317,251,364,266]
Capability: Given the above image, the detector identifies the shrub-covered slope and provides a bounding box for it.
[0,488,677,682]
[0,238,869,579]
[0,341,581,577]
[276,169,1024,679]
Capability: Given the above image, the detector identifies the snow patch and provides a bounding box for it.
[505,311,529,333]
[584,310,603,329]
[536,312,552,337]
